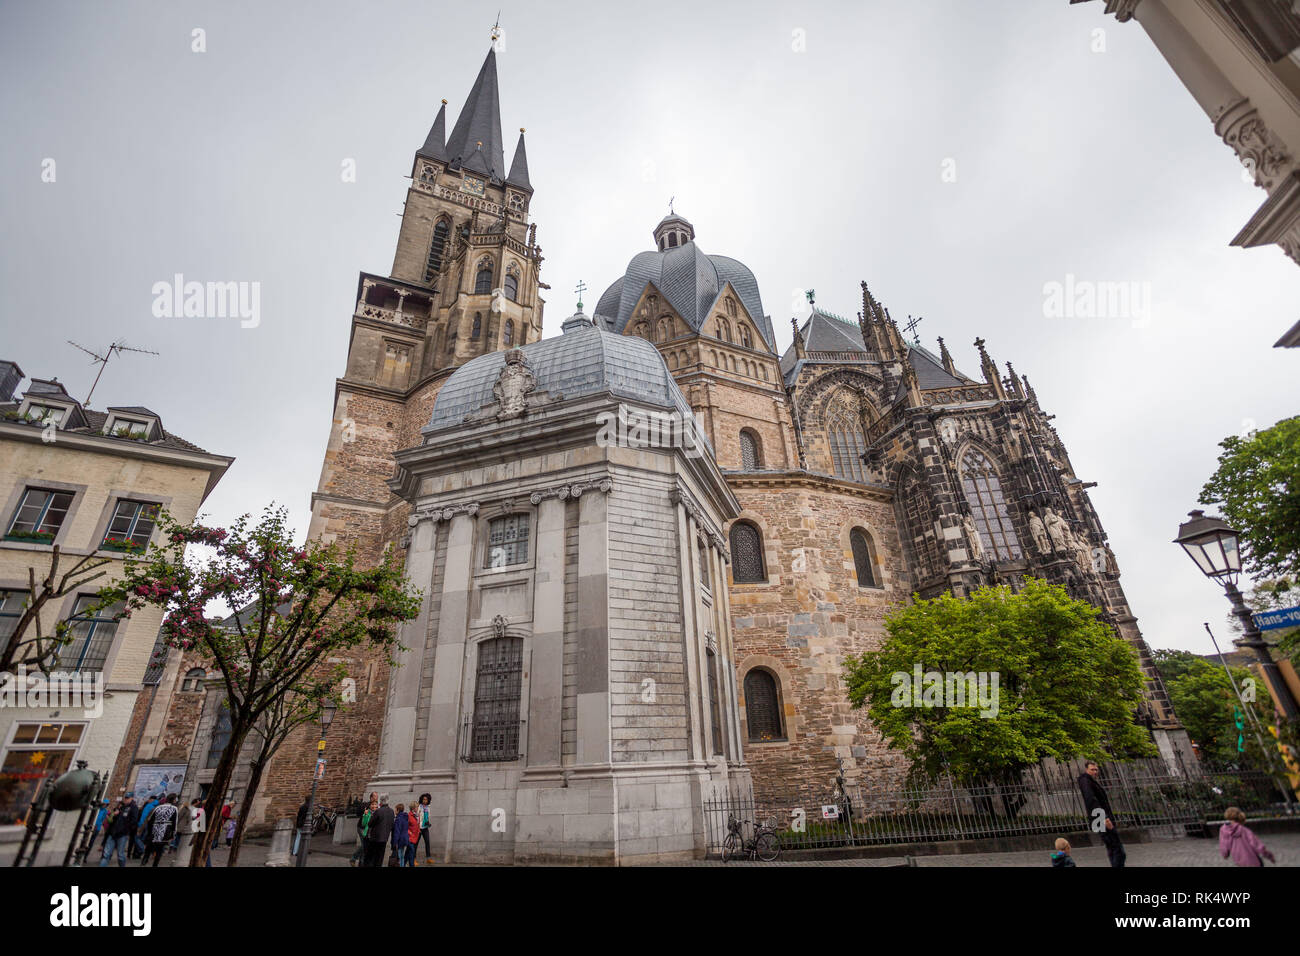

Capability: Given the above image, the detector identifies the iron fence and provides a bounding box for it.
[704,765,1285,855]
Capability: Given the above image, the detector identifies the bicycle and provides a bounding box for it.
[311,805,338,836]
[721,815,781,862]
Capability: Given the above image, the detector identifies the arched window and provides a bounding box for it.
[468,636,523,762]
[474,260,494,295]
[503,318,515,346]
[424,219,450,283]
[739,429,761,470]
[725,296,737,317]
[181,668,205,692]
[656,319,670,341]
[206,700,231,770]
[960,447,1022,561]
[471,313,481,339]
[503,272,519,302]
[744,669,784,741]
[718,319,732,342]
[851,529,879,588]
[729,521,765,583]
[739,324,752,348]
[667,233,678,248]
[826,394,868,483]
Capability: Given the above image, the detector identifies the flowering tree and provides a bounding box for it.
[98,507,420,866]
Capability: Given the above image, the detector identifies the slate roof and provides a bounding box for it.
[593,241,775,349]
[426,314,706,450]
[506,131,531,192]
[443,48,506,182]
[0,401,211,453]
[417,101,449,163]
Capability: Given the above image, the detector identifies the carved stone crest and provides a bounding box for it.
[493,349,536,420]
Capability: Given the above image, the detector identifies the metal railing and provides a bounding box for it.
[704,766,1284,855]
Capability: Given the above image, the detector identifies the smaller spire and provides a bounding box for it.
[792,317,807,359]
[974,338,1006,399]
[507,128,531,192]
[937,336,956,375]
[1005,361,1023,397]
[417,99,449,162]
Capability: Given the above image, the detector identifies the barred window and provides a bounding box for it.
[960,448,1022,561]
[729,521,765,583]
[207,700,231,770]
[851,528,879,588]
[424,219,450,283]
[744,669,784,741]
[59,596,123,674]
[475,262,494,295]
[706,648,724,756]
[469,637,523,762]
[486,514,530,568]
[739,430,761,470]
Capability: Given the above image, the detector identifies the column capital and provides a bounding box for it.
[411,501,481,525]
[671,483,731,563]
[528,476,612,505]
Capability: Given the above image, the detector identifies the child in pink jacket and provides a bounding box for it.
[1219,807,1275,866]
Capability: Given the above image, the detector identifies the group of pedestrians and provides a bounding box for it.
[94,791,237,867]
[351,792,434,867]
[1050,759,1275,867]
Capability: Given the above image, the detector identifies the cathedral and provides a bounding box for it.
[127,43,1194,863]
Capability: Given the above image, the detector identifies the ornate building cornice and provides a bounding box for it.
[669,484,730,562]
[528,476,613,505]
[409,501,481,526]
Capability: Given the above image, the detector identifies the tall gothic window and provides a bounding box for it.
[504,272,519,302]
[744,669,784,741]
[851,528,879,588]
[471,313,481,339]
[474,261,494,295]
[827,396,868,483]
[739,430,761,470]
[706,648,724,756]
[469,637,523,762]
[424,220,450,283]
[503,318,515,346]
[960,448,1022,561]
[729,521,765,583]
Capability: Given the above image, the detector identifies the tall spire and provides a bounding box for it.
[418,99,449,162]
[445,48,506,182]
[937,336,956,376]
[507,128,531,192]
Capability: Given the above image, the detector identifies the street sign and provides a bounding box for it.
[1253,605,1300,631]
[821,805,839,820]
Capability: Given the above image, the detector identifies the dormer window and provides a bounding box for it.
[25,403,66,426]
[111,419,150,440]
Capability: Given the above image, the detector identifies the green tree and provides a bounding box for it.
[1199,416,1300,580]
[1161,657,1256,763]
[842,578,1155,788]
[96,507,420,866]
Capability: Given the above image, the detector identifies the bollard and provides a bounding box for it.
[265,818,294,867]
[333,814,357,846]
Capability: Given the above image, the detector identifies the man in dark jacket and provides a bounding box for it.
[364,795,394,867]
[1078,760,1125,867]
[99,795,139,867]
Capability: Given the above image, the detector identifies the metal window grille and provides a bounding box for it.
[960,448,1022,560]
[485,514,530,568]
[851,529,877,588]
[468,637,523,762]
[8,488,74,537]
[744,669,783,741]
[729,522,765,583]
[740,431,759,470]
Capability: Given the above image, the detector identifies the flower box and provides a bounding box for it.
[5,530,56,544]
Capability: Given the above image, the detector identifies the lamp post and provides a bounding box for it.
[1174,510,1298,720]
[295,699,337,868]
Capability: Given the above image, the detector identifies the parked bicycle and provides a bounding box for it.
[311,805,338,836]
[721,815,781,862]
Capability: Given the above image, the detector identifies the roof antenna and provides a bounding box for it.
[491,12,501,44]
[67,339,160,407]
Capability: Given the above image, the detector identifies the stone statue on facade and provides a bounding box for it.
[962,514,985,563]
[1028,511,1051,555]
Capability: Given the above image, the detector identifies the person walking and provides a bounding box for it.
[133,793,158,859]
[1050,837,1076,867]
[98,795,139,867]
[391,803,412,867]
[87,799,110,856]
[141,795,179,867]
[364,795,394,867]
[1078,760,1125,868]
[188,799,212,868]
[351,797,377,866]
[416,793,432,863]
[405,803,421,867]
[1219,807,1276,866]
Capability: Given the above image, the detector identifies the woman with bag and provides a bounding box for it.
[351,798,376,867]
[416,793,433,864]
[390,803,411,867]
[142,795,179,867]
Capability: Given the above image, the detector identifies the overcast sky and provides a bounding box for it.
[2,0,1297,655]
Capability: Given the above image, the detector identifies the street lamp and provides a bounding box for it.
[1175,510,1298,720]
[295,699,338,868]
